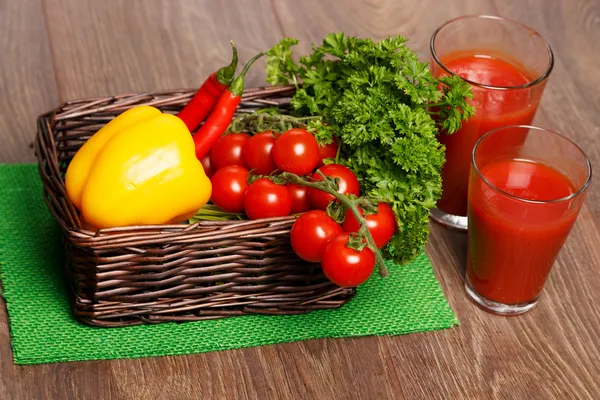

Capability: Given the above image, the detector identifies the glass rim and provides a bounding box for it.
[471,125,592,205]
[430,14,555,90]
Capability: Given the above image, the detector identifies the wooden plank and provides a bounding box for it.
[0,0,60,163]
[1,0,599,399]
[271,0,499,59]
[43,0,283,100]
[0,0,60,399]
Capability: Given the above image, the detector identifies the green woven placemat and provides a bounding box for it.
[0,164,458,365]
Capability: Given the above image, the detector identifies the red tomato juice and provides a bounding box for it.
[436,52,539,216]
[466,158,578,304]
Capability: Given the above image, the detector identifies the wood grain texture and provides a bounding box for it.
[0,0,59,162]
[1,0,600,399]
[0,0,59,398]
[43,0,283,99]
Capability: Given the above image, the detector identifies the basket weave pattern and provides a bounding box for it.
[34,86,356,327]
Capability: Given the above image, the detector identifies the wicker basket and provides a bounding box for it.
[34,85,356,327]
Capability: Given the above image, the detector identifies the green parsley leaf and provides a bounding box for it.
[265,33,474,264]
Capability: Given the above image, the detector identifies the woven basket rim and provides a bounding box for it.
[35,84,298,241]
[39,85,297,121]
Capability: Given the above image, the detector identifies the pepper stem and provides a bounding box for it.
[229,52,265,97]
[272,172,390,278]
[216,41,239,86]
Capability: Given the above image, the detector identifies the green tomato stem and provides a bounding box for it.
[278,172,389,278]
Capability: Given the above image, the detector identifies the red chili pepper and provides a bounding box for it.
[177,41,238,133]
[193,52,264,160]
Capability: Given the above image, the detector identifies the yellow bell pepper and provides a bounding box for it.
[65,105,211,230]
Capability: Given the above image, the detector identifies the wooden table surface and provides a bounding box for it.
[1,0,599,399]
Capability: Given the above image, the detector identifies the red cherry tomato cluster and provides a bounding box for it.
[207,128,341,219]
[291,211,376,287]
[290,201,396,287]
[204,128,396,288]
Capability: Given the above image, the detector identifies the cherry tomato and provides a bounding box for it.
[199,153,214,178]
[286,184,312,214]
[342,203,397,248]
[244,178,292,220]
[242,131,277,175]
[210,133,251,171]
[317,137,338,167]
[321,233,375,287]
[272,128,320,176]
[290,211,342,263]
[210,165,249,213]
[308,164,360,210]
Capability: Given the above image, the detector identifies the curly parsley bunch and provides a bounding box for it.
[266,33,474,264]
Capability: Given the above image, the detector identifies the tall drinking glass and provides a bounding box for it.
[466,125,591,315]
[429,15,554,230]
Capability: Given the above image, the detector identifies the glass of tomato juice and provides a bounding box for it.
[465,125,592,315]
[429,15,554,230]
